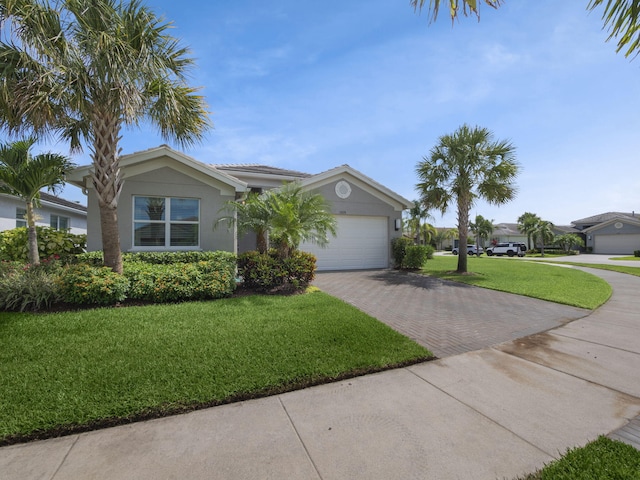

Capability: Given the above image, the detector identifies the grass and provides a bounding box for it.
[0,291,432,444]
[546,261,640,278]
[422,256,611,309]
[516,436,640,479]
[611,256,640,261]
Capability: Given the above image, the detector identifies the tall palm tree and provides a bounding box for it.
[265,182,337,260]
[420,222,437,246]
[416,124,519,273]
[0,138,75,265]
[517,212,541,250]
[0,0,209,273]
[411,0,502,21]
[470,214,494,253]
[406,200,432,244]
[533,220,555,257]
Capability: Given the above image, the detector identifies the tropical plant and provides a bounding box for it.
[416,124,519,273]
[420,222,437,246]
[517,212,542,251]
[265,182,337,260]
[0,0,209,273]
[532,220,556,257]
[554,233,585,253]
[412,0,640,58]
[218,192,272,254]
[405,200,432,243]
[0,138,75,265]
[470,215,494,253]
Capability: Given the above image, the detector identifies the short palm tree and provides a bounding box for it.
[517,212,541,250]
[0,0,209,273]
[218,192,272,254]
[416,124,519,273]
[0,138,75,265]
[470,215,494,253]
[533,220,555,257]
[265,182,337,260]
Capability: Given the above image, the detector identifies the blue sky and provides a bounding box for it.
[55,0,640,227]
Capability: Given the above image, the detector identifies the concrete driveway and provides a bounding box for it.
[312,269,589,358]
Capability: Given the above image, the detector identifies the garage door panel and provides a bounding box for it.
[300,215,388,270]
[595,234,640,254]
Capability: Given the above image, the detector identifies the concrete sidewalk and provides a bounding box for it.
[2,267,639,479]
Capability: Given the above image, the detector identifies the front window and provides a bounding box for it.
[50,214,70,230]
[16,208,26,228]
[133,196,200,248]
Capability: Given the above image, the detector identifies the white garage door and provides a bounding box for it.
[300,215,389,271]
[594,234,640,254]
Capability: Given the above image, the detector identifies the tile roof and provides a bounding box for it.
[571,212,638,225]
[40,192,87,212]
[213,164,311,178]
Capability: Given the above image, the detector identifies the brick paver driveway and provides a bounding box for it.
[313,270,589,358]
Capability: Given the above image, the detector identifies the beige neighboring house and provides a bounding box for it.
[0,191,87,234]
[67,145,411,270]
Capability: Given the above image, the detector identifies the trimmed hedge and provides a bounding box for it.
[57,264,130,306]
[238,250,316,292]
[391,237,414,268]
[404,245,430,269]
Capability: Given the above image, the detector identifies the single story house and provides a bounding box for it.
[0,191,87,234]
[572,212,640,254]
[67,145,411,270]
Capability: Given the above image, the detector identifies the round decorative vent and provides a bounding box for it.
[335,180,352,199]
[614,222,623,229]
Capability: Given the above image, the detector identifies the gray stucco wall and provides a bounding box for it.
[312,178,404,249]
[86,167,236,253]
[0,194,86,234]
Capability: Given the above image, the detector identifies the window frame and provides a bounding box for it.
[16,208,27,228]
[132,195,201,250]
[50,214,70,231]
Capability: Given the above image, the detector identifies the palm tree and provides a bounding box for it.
[0,138,75,265]
[410,0,502,21]
[217,192,272,254]
[416,124,519,273]
[406,200,432,244]
[470,215,494,253]
[420,222,437,246]
[0,0,209,273]
[532,220,555,257]
[517,212,541,251]
[265,182,337,260]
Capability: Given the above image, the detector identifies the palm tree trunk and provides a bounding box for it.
[457,197,470,273]
[26,202,39,265]
[90,114,124,273]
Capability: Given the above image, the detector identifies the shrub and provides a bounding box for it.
[391,237,414,268]
[424,244,435,260]
[124,260,235,303]
[635,250,640,258]
[0,227,86,262]
[238,249,316,292]
[58,264,130,306]
[0,264,62,312]
[404,245,429,269]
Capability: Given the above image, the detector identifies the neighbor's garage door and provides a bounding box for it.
[300,215,389,271]
[594,234,640,254]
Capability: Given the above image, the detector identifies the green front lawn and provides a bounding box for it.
[422,256,611,309]
[516,436,640,479]
[611,256,640,261]
[0,291,432,444]
[548,261,640,278]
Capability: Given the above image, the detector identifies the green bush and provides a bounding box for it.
[58,264,130,306]
[124,260,235,303]
[238,250,316,292]
[404,245,429,269]
[76,250,237,267]
[0,227,85,262]
[0,264,62,312]
[424,244,435,260]
[391,237,414,268]
[634,250,640,258]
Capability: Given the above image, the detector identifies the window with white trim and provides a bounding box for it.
[133,196,200,248]
[16,208,27,228]
[50,214,70,230]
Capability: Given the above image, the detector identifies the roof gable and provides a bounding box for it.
[300,164,411,211]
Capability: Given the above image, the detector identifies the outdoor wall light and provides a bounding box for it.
[395,218,402,231]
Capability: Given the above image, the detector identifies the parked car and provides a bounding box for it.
[451,245,484,256]
[486,242,527,257]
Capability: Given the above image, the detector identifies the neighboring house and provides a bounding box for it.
[490,223,528,245]
[571,212,640,254]
[67,145,411,270]
[0,191,87,234]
